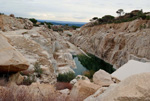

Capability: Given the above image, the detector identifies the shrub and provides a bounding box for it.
[34,62,43,77]
[29,18,37,24]
[102,15,115,23]
[71,25,79,30]
[83,70,95,79]
[57,72,75,82]
[0,13,4,15]
[140,24,147,30]
[92,17,98,20]
[53,28,63,32]
[146,16,150,20]
[98,18,103,23]
[137,11,146,19]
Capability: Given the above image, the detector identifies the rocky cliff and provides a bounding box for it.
[70,19,150,68]
[0,14,82,84]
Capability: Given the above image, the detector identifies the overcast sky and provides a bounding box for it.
[0,0,150,22]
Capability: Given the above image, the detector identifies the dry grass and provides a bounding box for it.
[0,84,66,101]
[0,74,68,101]
[0,79,7,86]
[55,82,73,90]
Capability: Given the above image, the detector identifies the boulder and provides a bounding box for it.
[85,73,150,101]
[93,70,113,86]
[67,80,100,101]
[112,60,150,80]
[59,89,70,95]
[84,87,108,101]
[9,73,24,85]
[0,34,29,72]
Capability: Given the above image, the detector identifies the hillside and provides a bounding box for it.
[0,13,150,101]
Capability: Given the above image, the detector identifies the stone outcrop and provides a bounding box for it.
[2,27,57,84]
[85,73,150,101]
[0,33,29,72]
[0,14,33,31]
[70,19,150,68]
[93,70,114,86]
[67,80,100,101]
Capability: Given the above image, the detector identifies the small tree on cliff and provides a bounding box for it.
[92,17,98,20]
[116,9,124,16]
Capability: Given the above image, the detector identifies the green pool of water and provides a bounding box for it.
[73,54,115,77]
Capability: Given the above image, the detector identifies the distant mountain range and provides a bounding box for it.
[37,20,87,27]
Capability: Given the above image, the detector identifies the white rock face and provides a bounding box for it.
[93,70,113,86]
[112,60,150,80]
[85,73,150,101]
[53,41,63,52]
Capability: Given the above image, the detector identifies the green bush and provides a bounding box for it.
[140,24,147,30]
[34,62,43,77]
[0,13,4,15]
[92,17,98,20]
[102,15,115,23]
[146,16,150,20]
[83,70,95,79]
[53,28,63,32]
[137,11,146,19]
[57,72,75,82]
[71,25,79,30]
[29,18,37,24]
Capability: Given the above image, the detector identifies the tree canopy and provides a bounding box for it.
[116,9,124,16]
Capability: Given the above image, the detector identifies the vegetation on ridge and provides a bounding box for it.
[90,9,150,26]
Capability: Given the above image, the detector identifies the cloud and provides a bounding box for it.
[0,0,150,22]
